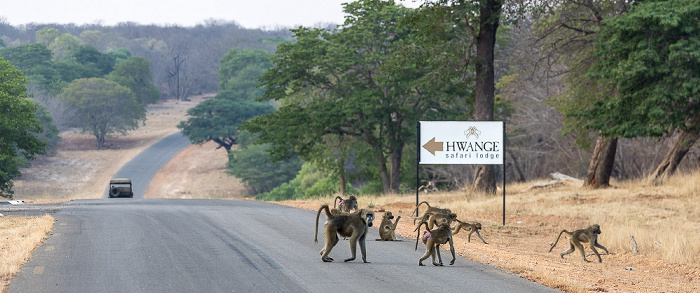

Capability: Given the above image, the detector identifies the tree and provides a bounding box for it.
[218,48,272,99]
[177,91,275,153]
[579,0,700,185]
[226,131,302,195]
[0,43,53,71]
[49,34,82,60]
[0,58,46,198]
[71,45,116,76]
[58,78,146,149]
[533,0,631,188]
[244,0,466,194]
[107,56,160,105]
[414,0,529,193]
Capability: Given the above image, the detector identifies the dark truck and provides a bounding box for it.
[108,178,134,198]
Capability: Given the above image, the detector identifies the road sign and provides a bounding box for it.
[419,121,504,165]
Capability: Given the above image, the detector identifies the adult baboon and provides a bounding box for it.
[314,204,375,263]
[452,220,488,244]
[376,211,401,241]
[334,195,358,213]
[549,224,609,263]
[411,201,452,224]
[414,221,455,266]
[418,211,458,230]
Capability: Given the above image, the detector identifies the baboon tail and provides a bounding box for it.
[334,196,343,208]
[315,205,329,243]
[549,230,570,252]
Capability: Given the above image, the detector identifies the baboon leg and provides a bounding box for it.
[419,240,434,266]
[433,244,443,266]
[560,244,575,259]
[589,243,603,263]
[321,231,338,262]
[575,242,590,262]
[345,234,359,262]
[475,230,488,244]
[595,242,609,254]
[359,231,369,263]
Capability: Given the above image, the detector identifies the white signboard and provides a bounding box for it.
[419,121,504,165]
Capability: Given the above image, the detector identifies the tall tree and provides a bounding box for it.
[217,48,272,99]
[177,91,275,153]
[534,0,630,188]
[58,78,146,149]
[579,0,700,185]
[0,58,46,198]
[107,56,160,105]
[245,0,466,193]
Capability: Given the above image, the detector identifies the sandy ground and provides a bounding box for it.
[11,94,699,293]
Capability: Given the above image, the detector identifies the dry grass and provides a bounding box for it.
[0,215,54,293]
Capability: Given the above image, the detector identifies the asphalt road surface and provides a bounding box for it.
[6,199,560,293]
[104,131,191,198]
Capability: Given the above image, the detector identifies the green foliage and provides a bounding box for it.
[104,48,132,65]
[177,92,275,152]
[226,131,302,195]
[107,56,160,105]
[58,78,145,149]
[576,0,700,137]
[255,163,357,201]
[217,48,272,99]
[71,45,116,76]
[0,58,46,198]
[31,101,61,155]
[243,0,469,193]
[0,43,53,71]
[49,34,82,60]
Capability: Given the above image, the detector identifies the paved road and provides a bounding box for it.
[105,132,190,198]
[7,199,559,293]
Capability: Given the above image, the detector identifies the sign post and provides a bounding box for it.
[418,121,507,225]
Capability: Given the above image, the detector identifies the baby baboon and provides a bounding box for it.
[414,221,455,266]
[334,195,358,213]
[549,224,609,263]
[452,220,488,244]
[411,201,452,224]
[376,211,401,241]
[314,204,375,263]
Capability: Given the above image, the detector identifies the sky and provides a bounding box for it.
[1,0,421,29]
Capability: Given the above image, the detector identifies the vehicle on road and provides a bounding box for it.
[108,178,133,198]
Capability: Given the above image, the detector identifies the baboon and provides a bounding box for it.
[411,201,452,224]
[414,221,455,266]
[418,211,458,230]
[452,220,488,244]
[314,204,375,263]
[418,180,440,193]
[549,224,609,263]
[334,195,358,213]
[375,211,401,241]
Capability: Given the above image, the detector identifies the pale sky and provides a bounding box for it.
[1,0,421,29]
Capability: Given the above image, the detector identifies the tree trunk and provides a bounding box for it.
[389,142,404,194]
[647,130,700,185]
[375,149,390,194]
[508,150,526,182]
[584,136,617,188]
[470,0,502,194]
[339,155,347,196]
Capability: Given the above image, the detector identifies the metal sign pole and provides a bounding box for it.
[503,121,506,226]
[416,122,420,211]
